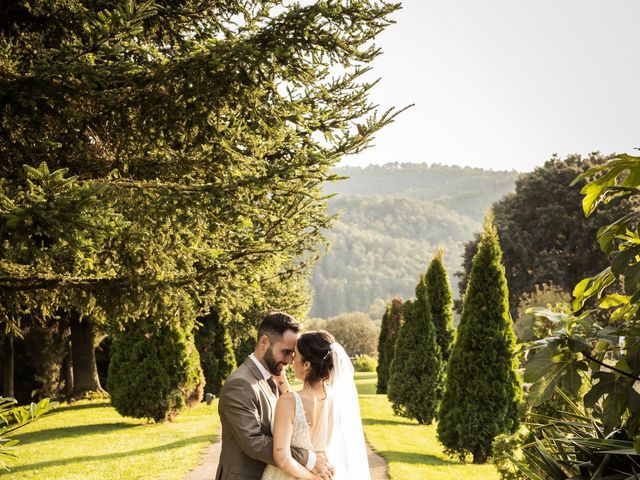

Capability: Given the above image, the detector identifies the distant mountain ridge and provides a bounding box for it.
[309,163,519,318]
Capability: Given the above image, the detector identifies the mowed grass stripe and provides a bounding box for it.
[5,400,219,480]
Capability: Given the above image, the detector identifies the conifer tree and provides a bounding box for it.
[108,318,204,422]
[376,297,403,394]
[438,217,522,463]
[388,277,444,424]
[195,308,237,396]
[0,1,403,399]
[426,248,455,361]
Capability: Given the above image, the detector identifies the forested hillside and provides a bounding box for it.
[310,163,519,317]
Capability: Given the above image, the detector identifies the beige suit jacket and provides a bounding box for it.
[216,358,309,480]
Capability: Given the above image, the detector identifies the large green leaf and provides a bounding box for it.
[584,372,640,433]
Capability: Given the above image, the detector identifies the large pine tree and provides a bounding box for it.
[376,297,403,394]
[0,1,402,401]
[426,248,455,361]
[438,217,522,463]
[388,277,444,424]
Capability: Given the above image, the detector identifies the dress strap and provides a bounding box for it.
[291,390,302,413]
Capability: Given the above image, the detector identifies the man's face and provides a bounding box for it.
[263,329,298,375]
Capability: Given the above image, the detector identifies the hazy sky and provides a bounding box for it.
[342,0,640,172]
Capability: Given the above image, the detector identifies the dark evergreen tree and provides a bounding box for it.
[195,308,237,396]
[387,277,444,424]
[426,248,455,361]
[108,319,204,422]
[0,1,401,400]
[438,218,522,463]
[456,153,638,315]
[376,297,403,394]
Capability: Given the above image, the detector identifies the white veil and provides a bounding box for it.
[315,342,371,480]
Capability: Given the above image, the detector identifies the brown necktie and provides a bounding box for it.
[266,377,278,397]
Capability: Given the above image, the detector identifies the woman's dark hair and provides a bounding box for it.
[297,330,335,385]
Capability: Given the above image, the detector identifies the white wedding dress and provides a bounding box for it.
[261,343,371,480]
[261,391,322,480]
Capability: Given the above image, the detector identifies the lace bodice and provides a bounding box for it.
[290,392,314,451]
[261,392,314,480]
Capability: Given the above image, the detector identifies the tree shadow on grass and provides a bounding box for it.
[52,401,112,414]
[8,434,215,475]
[13,422,138,444]
[378,450,458,466]
[361,418,416,427]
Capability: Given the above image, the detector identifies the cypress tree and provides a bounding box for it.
[437,217,523,463]
[388,277,444,424]
[195,308,237,396]
[376,297,403,394]
[108,318,204,422]
[426,248,455,361]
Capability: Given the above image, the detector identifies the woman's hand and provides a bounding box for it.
[273,370,290,394]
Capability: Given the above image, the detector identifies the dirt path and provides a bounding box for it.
[184,435,389,480]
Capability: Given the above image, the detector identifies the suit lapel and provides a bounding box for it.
[243,358,277,402]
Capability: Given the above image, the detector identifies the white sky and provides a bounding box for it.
[342,0,640,172]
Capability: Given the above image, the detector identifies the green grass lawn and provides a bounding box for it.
[355,372,500,480]
[5,372,499,480]
[5,399,219,480]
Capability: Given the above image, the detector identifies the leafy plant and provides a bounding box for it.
[0,397,57,471]
[515,153,640,478]
[513,390,640,479]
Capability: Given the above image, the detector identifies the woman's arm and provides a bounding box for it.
[272,393,317,480]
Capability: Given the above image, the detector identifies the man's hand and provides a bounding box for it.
[312,452,334,479]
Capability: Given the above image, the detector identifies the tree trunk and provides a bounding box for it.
[70,315,103,397]
[472,447,488,464]
[3,335,14,398]
[62,333,74,398]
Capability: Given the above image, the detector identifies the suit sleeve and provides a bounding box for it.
[219,377,309,467]
[291,446,310,468]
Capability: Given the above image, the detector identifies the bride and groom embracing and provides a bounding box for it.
[215,312,370,480]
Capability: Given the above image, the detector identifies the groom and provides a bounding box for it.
[216,312,334,480]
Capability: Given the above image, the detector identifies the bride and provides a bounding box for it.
[262,330,371,480]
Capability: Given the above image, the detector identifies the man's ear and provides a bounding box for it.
[259,334,270,347]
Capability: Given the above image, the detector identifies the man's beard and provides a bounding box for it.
[264,346,285,375]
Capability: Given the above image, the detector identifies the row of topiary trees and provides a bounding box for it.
[376,218,522,463]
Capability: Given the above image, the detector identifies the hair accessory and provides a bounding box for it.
[322,344,333,361]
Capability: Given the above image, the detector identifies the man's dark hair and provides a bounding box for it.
[257,312,301,341]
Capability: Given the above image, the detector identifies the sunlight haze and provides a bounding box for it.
[343,0,640,172]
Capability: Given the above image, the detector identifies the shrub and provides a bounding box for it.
[352,355,377,372]
[438,217,523,463]
[388,276,444,425]
[491,427,530,480]
[108,318,204,422]
[323,312,380,357]
[513,284,571,343]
